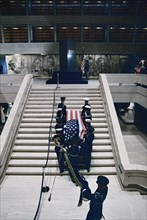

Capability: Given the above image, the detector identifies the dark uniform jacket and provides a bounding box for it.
[83,186,108,220]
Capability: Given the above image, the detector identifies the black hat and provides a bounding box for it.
[96,176,109,186]
[60,97,66,101]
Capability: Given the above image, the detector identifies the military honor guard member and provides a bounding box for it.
[82,105,92,126]
[82,175,109,220]
[57,96,66,125]
[53,124,65,174]
[80,118,95,172]
[81,98,91,117]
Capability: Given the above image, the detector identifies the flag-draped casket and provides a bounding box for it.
[64,110,86,145]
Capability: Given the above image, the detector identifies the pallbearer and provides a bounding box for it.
[53,125,65,174]
[82,104,92,126]
[57,96,66,125]
[80,118,95,172]
[81,98,91,118]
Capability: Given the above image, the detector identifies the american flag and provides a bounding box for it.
[64,110,87,144]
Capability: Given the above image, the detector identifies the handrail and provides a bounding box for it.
[99,74,147,192]
[0,74,33,184]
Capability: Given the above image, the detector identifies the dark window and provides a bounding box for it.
[109,26,133,42]
[30,0,54,15]
[83,25,105,42]
[110,0,136,15]
[137,0,147,16]
[56,0,81,15]
[4,26,28,43]
[56,25,81,42]
[83,0,106,15]
[1,0,26,15]
[135,27,147,42]
[32,26,54,42]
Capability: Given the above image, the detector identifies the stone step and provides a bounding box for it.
[24,109,105,113]
[30,90,101,94]
[22,113,106,118]
[16,133,110,139]
[18,127,109,134]
[19,122,108,128]
[10,152,114,159]
[28,97,103,102]
[20,118,107,123]
[8,159,115,167]
[13,145,112,152]
[28,97,103,101]
[15,139,111,146]
[6,166,116,176]
[25,104,104,109]
[27,101,103,106]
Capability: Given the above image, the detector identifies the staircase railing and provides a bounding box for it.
[0,74,33,184]
[99,74,147,193]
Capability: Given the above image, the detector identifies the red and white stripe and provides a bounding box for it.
[66,109,86,139]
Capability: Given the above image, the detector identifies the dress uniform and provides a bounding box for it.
[56,108,65,126]
[57,97,66,125]
[81,98,91,118]
[82,175,109,220]
[53,125,65,174]
[65,139,81,184]
[80,118,95,172]
[82,105,92,125]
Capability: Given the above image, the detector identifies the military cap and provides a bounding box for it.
[83,98,89,101]
[60,97,66,101]
[96,175,109,186]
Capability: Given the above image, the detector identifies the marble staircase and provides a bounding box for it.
[6,86,117,176]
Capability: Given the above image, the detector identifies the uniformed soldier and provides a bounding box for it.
[82,105,92,126]
[82,175,109,220]
[53,125,65,174]
[80,118,95,172]
[81,98,91,118]
[65,138,81,185]
[57,97,66,125]
[55,108,65,126]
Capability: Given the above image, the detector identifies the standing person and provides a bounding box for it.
[57,97,66,125]
[82,175,109,220]
[81,98,91,118]
[65,138,81,185]
[52,125,65,174]
[82,105,92,126]
[80,118,95,172]
[84,59,90,80]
